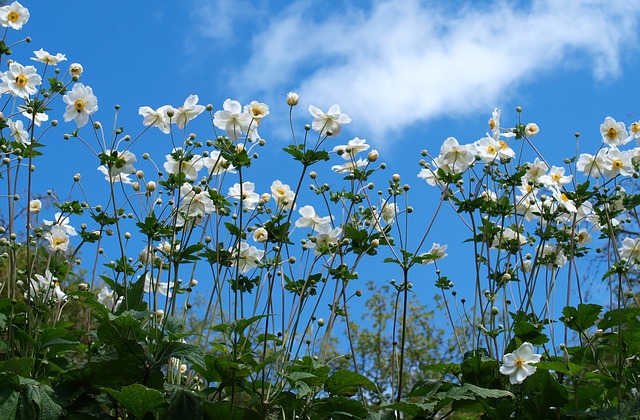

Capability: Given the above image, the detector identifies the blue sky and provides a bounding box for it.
[9,1,640,344]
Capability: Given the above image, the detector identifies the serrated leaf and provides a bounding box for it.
[324,370,377,397]
[105,384,167,419]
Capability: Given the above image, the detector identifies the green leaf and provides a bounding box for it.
[165,384,203,420]
[0,358,35,377]
[154,341,205,369]
[105,384,167,419]
[202,401,259,419]
[324,370,377,397]
[560,303,602,332]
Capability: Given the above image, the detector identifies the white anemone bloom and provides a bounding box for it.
[0,62,41,98]
[139,104,176,134]
[600,116,630,147]
[228,182,259,210]
[8,118,30,145]
[420,243,448,264]
[213,99,252,140]
[27,269,66,303]
[295,205,333,230]
[620,237,640,267]
[308,104,351,136]
[45,225,70,252]
[44,212,77,236]
[203,150,235,175]
[500,342,541,384]
[163,148,203,180]
[175,94,205,129]
[270,180,296,210]
[32,48,66,65]
[97,287,123,312]
[143,272,172,297]
[231,242,265,273]
[0,1,29,30]
[63,83,98,127]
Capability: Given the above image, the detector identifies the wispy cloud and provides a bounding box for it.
[211,0,640,141]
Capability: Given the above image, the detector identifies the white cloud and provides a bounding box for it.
[224,0,640,141]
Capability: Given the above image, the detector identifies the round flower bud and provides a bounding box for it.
[69,63,83,77]
[392,174,400,182]
[260,193,271,203]
[73,173,81,182]
[131,182,140,191]
[156,309,164,319]
[309,171,317,179]
[190,279,198,287]
[78,283,88,291]
[317,318,325,327]
[491,306,499,315]
[367,150,379,162]
[286,92,299,106]
[146,181,156,192]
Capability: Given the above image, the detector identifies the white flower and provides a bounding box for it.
[45,225,70,252]
[213,99,252,140]
[97,287,122,312]
[540,243,567,268]
[500,342,541,384]
[0,62,41,98]
[576,150,606,178]
[175,94,205,129]
[8,118,29,145]
[139,105,176,134]
[156,240,180,255]
[295,205,333,230]
[228,182,259,210]
[19,105,48,126]
[69,63,83,78]
[308,104,351,136]
[306,225,342,255]
[539,166,572,189]
[32,48,66,65]
[333,137,370,160]
[0,1,29,30]
[29,199,41,214]
[576,228,592,246]
[102,149,137,177]
[491,227,527,250]
[26,270,66,303]
[525,123,539,137]
[177,183,215,224]
[331,158,368,174]
[602,148,633,178]
[143,272,172,296]
[629,121,640,141]
[203,150,235,175]
[270,180,296,210]
[44,212,77,236]
[620,237,640,267]
[97,166,133,184]
[438,137,476,173]
[600,116,630,147]
[231,242,264,273]
[63,83,98,127]
[523,158,549,183]
[253,227,268,243]
[420,243,448,264]
[381,202,398,224]
[245,100,269,120]
[475,137,515,162]
[552,189,577,213]
[488,108,501,139]
[163,148,203,180]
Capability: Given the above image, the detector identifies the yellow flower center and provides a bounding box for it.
[487,145,497,155]
[613,159,623,169]
[74,99,85,112]
[498,140,508,149]
[15,74,28,87]
[53,237,65,247]
[514,357,525,368]
[631,122,640,134]
[607,127,617,139]
[552,174,562,182]
[488,118,496,130]
[7,11,19,22]
[560,193,569,203]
